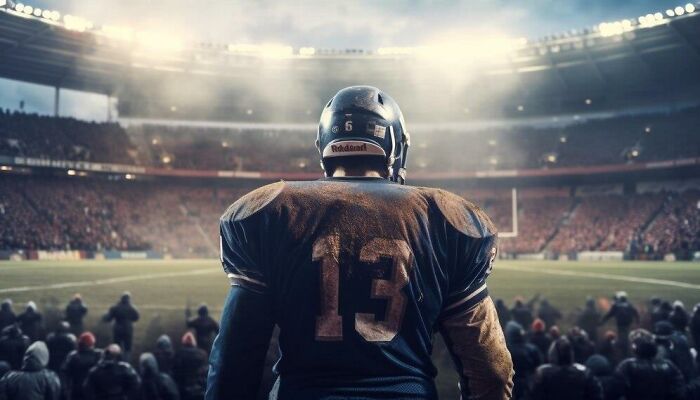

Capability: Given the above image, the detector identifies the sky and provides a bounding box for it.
[0,0,690,120]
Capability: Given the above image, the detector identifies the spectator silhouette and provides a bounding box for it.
[65,295,88,336]
[83,344,140,400]
[138,353,179,400]
[0,341,61,400]
[0,324,31,370]
[0,300,16,332]
[17,302,43,342]
[62,332,101,400]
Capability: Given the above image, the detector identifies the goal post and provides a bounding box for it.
[498,188,518,238]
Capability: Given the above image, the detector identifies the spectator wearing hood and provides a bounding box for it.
[0,325,31,370]
[537,299,562,330]
[651,301,673,327]
[83,344,140,400]
[615,329,685,400]
[568,327,596,364]
[577,297,601,343]
[0,300,16,332]
[17,302,43,342]
[185,305,219,353]
[601,292,639,357]
[529,319,551,359]
[668,300,689,333]
[691,303,700,349]
[46,321,77,372]
[654,320,697,382]
[102,293,139,360]
[138,353,179,400]
[585,355,624,400]
[0,341,61,400]
[153,335,175,377]
[62,332,101,400]
[65,295,88,336]
[172,333,207,400]
[531,338,603,400]
[504,321,541,400]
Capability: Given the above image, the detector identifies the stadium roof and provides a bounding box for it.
[1,3,700,120]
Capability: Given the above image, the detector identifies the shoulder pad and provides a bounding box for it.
[222,181,285,222]
[429,189,496,238]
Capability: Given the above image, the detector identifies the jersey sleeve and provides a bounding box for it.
[219,182,285,294]
[434,190,498,321]
[219,217,269,294]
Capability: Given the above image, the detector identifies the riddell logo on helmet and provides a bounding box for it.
[331,143,367,153]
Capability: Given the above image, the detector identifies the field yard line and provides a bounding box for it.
[499,265,700,290]
[0,268,221,294]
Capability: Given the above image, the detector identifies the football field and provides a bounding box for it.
[1,259,699,397]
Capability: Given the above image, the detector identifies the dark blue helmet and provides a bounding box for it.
[316,86,410,184]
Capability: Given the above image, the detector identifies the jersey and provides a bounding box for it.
[219,177,498,399]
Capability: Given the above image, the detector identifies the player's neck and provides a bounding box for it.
[330,166,385,178]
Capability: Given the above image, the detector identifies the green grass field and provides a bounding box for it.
[2,259,699,398]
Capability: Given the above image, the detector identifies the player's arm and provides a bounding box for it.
[435,197,513,400]
[206,212,275,400]
[440,297,513,400]
[206,287,274,400]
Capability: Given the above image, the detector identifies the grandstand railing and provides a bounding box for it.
[1,155,698,182]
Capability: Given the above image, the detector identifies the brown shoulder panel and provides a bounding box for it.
[430,189,497,238]
[222,181,285,222]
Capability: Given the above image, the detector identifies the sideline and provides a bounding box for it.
[0,268,221,294]
[498,265,700,290]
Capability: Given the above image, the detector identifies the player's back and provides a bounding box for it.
[220,177,497,399]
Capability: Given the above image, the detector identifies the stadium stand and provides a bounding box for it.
[1,173,697,260]
[2,106,700,173]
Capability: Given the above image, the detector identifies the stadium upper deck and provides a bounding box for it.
[1,2,700,121]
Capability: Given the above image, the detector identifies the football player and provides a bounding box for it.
[207,86,513,400]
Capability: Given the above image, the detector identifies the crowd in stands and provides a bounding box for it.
[0,110,135,164]
[0,175,698,259]
[3,290,700,399]
[1,105,699,173]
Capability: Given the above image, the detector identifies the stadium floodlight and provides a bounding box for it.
[22,5,31,14]
[0,0,6,7]
[0,166,12,171]
[64,14,93,32]
[517,105,524,112]
[560,136,568,143]
[299,47,316,56]
[13,2,22,11]
[686,3,696,13]
[585,98,592,105]
[32,7,40,16]
[666,9,675,17]
[67,169,76,176]
[259,44,293,58]
[675,6,685,15]
[136,30,184,54]
[102,25,134,42]
[51,11,60,21]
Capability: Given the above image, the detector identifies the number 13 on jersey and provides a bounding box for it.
[313,235,414,343]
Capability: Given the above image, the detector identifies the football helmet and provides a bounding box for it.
[316,86,410,184]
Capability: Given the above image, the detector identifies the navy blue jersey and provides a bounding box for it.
[219,177,497,398]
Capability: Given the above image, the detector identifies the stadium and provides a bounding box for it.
[0,0,699,399]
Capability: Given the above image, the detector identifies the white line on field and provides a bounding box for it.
[499,265,700,290]
[0,268,221,294]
